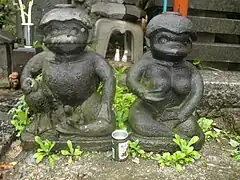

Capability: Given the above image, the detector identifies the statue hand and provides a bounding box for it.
[21,77,38,94]
[161,107,180,121]
[141,89,165,102]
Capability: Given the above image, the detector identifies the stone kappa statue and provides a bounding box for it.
[126,12,205,152]
[20,4,116,150]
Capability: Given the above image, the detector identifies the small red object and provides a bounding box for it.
[173,0,189,17]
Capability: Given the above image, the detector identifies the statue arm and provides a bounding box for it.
[126,58,149,98]
[179,67,204,120]
[95,56,116,108]
[20,51,49,84]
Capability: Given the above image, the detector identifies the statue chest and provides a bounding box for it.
[145,64,192,96]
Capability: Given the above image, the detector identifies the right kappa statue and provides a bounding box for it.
[126,12,205,152]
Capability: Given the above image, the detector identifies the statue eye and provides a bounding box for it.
[158,37,168,44]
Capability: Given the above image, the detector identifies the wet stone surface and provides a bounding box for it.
[0,111,14,158]
[2,139,240,180]
[0,89,22,113]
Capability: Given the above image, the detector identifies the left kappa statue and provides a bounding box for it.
[20,4,116,151]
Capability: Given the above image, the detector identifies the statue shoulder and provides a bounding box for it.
[30,50,54,62]
[139,51,155,64]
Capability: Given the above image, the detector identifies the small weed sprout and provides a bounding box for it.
[128,140,153,159]
[155,135,201,172]
[198,117,221,141]
[34,136,60,166]
[61,140,83,164]
[9,96,30,137]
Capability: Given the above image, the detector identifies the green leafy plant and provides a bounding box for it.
[229,136,240,161]
[9,73,42,136]
[0,0,16,30]
[8,96,30,137]
[33,40,46,50]
[34,136,60,166]
[128,140,153,159]
[114,67,136,129]
[155,135,201,172]
[114,86,136,129]
[61,140,83,164]
[192,57,202,69]
[198,117,221,141]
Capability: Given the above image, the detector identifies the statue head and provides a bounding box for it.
[39,4,92,55]
[146,12,197,61]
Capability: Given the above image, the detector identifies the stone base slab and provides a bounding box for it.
[130,132,205,153]
[21,132,113,151]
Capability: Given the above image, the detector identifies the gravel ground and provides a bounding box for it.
[0,89,22,113]
[1,139,240,180]
[0,111,15,158]
[0,89,21,159]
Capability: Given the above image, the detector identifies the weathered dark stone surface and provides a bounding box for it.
[21,132,112,151]
[0,89,22,113]
[126,12,204,152]
[186,43,240,63]
[197,70,240,133]
[124,5,145,20]
[137,0,240,13]
[0,111,15,158]
[20,5,116,151]
[91,2,126,19]
[189,0,240,13]
[0,89,22,158]
[189,16,240,35]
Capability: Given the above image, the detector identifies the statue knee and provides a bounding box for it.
[176,116,202,137]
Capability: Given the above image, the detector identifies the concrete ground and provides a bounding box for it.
[1,138,240,180]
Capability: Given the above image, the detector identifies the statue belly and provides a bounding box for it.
[44,60,97,106]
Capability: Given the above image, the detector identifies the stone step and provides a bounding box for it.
[198,70,240,133]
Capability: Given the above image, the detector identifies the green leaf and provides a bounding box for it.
[162,152,171,159]
[190,151,201,159]
[61,150,71,156]
[74,148,82,156]
[176,163,183,172]
[67,140,74,154]
[155,154,161,161]
[193,58,201,65]
[185,146,194,154]
[173,134,181,147]
[174,151,186,160]
[138,149,145,154]
[68,156,73,164]
[48,156,55,167]
[188,136,199,146]
[34,152,45,164]
[52,154,60,161]
[35,136,46,151]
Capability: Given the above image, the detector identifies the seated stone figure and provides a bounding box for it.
[126,12,205,152]
[20,4,116,150]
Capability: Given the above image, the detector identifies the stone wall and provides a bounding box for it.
[0,44,8,79]
[197,70,240,133]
